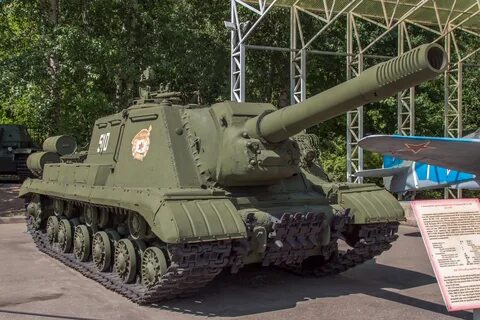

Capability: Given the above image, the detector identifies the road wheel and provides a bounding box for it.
[74,225,91,262]
[46,216,60,243]
[58,219,73,253]
[114,239,137,283]
[92,231,113,272]
[141,247,168,288]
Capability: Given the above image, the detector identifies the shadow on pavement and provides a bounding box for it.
[404,231,422,237]
[0,182,23,214]
[0,309,98,320]
[154,263,471,319]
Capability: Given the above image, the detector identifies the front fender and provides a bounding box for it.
[337,184,405,224]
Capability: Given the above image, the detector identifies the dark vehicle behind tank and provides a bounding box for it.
[20,43,447,304]
[0,124,40,181]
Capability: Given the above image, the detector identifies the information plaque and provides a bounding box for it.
[411,199,480,312]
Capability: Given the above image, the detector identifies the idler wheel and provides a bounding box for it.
[114,239,138,283]
[46,216,60,243]
[58,219,73,253]
[26,202,40,219]
[53,199,65,217]
[73,225,91,262]
[92,231,113,272]
[141,247,168,288]
[127,212,147,240]
[84,206,98,230]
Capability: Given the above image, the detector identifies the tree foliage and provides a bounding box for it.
[1,1,479,189]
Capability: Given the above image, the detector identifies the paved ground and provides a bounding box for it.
[0,183,23,215]
[0,223,473,320]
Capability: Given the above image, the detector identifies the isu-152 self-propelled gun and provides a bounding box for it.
[20,43,447,303]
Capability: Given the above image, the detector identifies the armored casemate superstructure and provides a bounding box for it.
[20,43,447,303]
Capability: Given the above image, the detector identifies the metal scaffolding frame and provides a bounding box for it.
[346,11,365,183]
[442,26,480,198]
[397,21,415,136]
[228,0,480,187]
[290,6,306,104]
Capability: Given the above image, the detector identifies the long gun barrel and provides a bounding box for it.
[245,43,447,143]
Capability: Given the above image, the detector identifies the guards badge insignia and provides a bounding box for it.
[131,125,152,161]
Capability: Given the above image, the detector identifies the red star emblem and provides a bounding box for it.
[400,141,435,154]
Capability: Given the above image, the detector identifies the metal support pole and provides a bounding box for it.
[290,6,306,104]
[346,13,354,182]
[290,6,295,105]
[346,12,364,183]
[444,27,463,199]
[456,61,463,199]
[292,49,306,103]
[231,44,246,102]
[230,1,246,102]
[443,28,451,199]
[397,22,415,136]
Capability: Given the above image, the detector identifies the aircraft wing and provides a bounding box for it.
[354,166,408,178]
[359,135,480,176]
[451,180,480,190]
[355,156,476,193]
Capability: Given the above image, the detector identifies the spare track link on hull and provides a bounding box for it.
[263,212,325,266]
[289,222,399,276]
[26,216,235,304]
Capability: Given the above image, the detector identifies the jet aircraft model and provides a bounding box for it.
[356,131,480,193]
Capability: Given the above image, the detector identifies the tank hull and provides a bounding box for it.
[21,170,402,303]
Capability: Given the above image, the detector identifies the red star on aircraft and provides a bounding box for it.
[400,141,435,154]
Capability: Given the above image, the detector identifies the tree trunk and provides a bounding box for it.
[42,0,60,135]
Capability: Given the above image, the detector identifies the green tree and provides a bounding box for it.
[0,1,478,195]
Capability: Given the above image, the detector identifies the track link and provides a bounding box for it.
[27,217,233,304]
[287,222,399,276]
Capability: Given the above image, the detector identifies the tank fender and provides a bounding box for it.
[336,184,405,224]
[19,180,247,243]
[153,199,247,243]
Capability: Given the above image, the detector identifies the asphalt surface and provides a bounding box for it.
[0,223,474,320]
[0,183,23,215]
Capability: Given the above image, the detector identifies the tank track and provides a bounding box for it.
[27,199,399,302]
[287,222,399,276]
[26,216,236,304]
[262,212,325,266]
